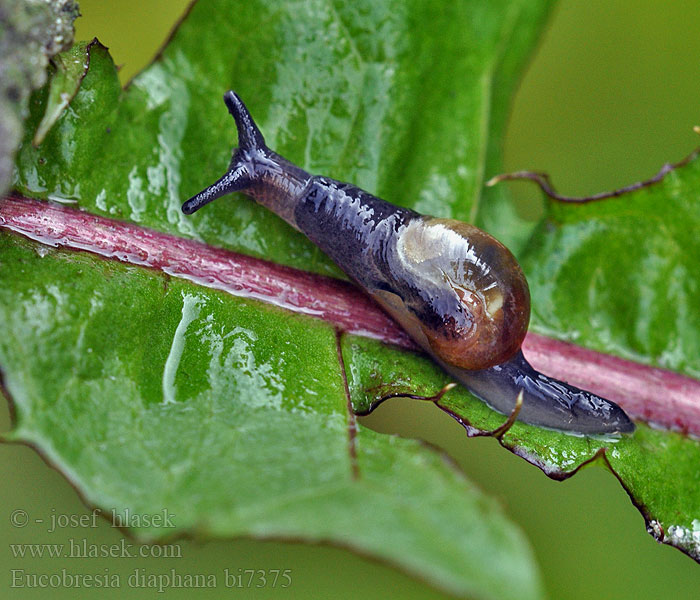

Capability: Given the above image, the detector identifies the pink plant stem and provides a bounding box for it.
[2,195,699,435]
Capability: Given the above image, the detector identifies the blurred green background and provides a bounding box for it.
[3,0,700,598]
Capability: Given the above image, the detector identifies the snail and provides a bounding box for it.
[181,91,635,435]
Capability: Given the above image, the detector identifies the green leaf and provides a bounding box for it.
[513,151,700,560]
[0,232,543,600]
[32,40,95,146]
[6,0,700,581]
[3,0,562,597]
[0,0,79,196]
[521,162,700,378]
[344,334,700,561]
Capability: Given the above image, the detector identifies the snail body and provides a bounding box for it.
[182,91,634,435]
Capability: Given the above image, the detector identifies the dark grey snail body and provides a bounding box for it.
[182,91,634,435]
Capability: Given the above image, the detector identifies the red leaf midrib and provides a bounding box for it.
[2,194,699,436]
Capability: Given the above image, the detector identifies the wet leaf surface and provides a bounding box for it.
[0,232,543,600]
[344,335,700,561]
[3,0,559,597]
[4,0,700,590]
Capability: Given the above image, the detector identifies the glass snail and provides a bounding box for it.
[182,91,634,436]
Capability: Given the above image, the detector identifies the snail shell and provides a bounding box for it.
[290,179,531,371]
